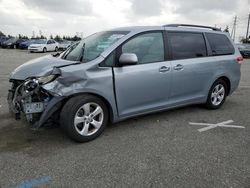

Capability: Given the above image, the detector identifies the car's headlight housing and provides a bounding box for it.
[37,75,57,85]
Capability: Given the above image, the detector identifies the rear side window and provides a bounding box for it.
[168,32,207,60]
[206,33,234,56]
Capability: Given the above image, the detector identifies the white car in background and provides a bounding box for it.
[58,40,72,50]
[28,39,59,53]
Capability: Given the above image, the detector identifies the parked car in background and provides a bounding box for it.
[2,38,29,49]
[0,36,9,46]
[15,38,29,48]
[8,24,242,142]
[58,40,71,50]
[236,43,250,58]
[28,39,59,52]
[1,37,19,48]
[19,39,36,49]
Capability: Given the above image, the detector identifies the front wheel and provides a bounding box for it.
[55,46,58,52]
[43,47,47,53]
[60,95,109,142]
[205,79,228,109]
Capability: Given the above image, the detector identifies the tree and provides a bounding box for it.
[50,34,53,39]
[22,35,29,39]
[40,35,46,39]
[240,36,250,44]
[72,35,81,41]
[223,26,229,33]
[54,35,62,41]
[18,34,29,39]
[0,31,5,36]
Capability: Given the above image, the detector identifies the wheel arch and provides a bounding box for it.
[216,76,231,95]
[206,75,231,101]
[65,92,115,123]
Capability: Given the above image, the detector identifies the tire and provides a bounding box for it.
[55,46,58,52]
[60,95,109,142]
[205,79,228,109]
[43,47,47,53]
[13,45,16,49]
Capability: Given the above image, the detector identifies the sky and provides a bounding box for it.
[0,0,249,41]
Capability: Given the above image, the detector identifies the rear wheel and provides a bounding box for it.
[205,79,227,109]
[60,95,108,142]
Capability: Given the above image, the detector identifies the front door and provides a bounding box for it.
[114,31,172,117]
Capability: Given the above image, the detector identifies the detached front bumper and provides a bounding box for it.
[8,79,65,128]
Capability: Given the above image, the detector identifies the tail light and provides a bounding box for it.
[236,56,244,64]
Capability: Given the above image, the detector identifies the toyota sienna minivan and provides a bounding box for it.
[8,24,243,142]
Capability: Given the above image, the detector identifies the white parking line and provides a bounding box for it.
[189,120,245,132]
[239,85,250,88]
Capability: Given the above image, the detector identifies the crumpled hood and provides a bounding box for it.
[10,55,77,80]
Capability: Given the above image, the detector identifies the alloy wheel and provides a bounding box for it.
[211,84,225,106]
[74,102,104,136]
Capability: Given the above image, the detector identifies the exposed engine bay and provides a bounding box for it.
[8,79,53,125]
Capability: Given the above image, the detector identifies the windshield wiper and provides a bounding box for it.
[62,44,75,60]
[52,51,63,57]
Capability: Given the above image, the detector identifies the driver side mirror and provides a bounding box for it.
[118,53,138,66]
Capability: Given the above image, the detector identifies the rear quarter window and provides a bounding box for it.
[206,33,235,56]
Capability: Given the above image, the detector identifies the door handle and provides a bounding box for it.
[174,64,184,71]
[159,66,170,73]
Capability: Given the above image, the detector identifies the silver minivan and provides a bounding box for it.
[8,24,243,142]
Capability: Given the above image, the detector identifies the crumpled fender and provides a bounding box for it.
[42,58,119,123]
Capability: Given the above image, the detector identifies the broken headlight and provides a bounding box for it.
[37,75,57,85]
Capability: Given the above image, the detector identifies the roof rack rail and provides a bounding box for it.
[163,24,221,31]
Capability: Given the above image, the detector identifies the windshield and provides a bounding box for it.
[62,31,129,62]
[6,38,17,43]
[33,39,46,44]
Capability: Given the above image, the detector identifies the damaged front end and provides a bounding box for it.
[8,72,65,128]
